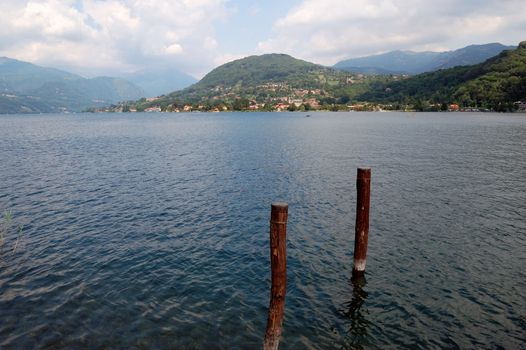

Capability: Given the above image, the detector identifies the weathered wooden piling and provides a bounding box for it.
[352,168,371,280]
[264,202,288,350]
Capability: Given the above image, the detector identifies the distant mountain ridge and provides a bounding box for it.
[0,57,80,91]
[334,50,438,74]
[4,41,522,114]
[124,42,526,112]
[0,57,145,113]
[357,41,526,111]
[334,43,516,75]
[122,67,197,97]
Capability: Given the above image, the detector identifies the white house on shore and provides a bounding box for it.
[144,106,161,112]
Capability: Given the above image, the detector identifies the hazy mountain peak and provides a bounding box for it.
[0,57,15,64]
[0,56,145,113]
[334,42,515,75]
[357,41,526,111]
[122,66,197,97]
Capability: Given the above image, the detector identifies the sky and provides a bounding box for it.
[0,0,525,78]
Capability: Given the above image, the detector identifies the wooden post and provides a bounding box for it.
[353,168,371,280]
[264,202,288,350]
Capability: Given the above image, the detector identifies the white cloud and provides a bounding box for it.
[276,0,398,26]
[165,43,184,55]
[13,1,87,39]
[0,0,524,78]
[0,0,229,77]
[257,0,526,65]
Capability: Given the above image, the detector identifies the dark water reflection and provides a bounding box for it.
[340,276,370,350]
[0,112,525,349]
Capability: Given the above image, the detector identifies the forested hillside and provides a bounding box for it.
[357,42,526,111]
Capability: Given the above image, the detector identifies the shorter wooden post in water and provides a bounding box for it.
[352,168,371,280]
[264,202,288,350]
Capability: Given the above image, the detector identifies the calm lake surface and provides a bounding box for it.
[0,112,525,349]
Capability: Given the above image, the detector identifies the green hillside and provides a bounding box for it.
[112,42,525,113]
[122,53,388,111]
[0,57,79,92]
[357,42,526,111]
[196,54,332,87]
[0,57,145,113]
[169,53,346,101]
[0,94,53,114]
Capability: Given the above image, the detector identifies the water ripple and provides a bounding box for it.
[0,112,525,349]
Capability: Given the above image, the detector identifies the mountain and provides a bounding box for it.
[116,42,525,113]
[164,53,351,102]
[334,43,515,75]
[357,41,526,111]
[334,50,439,74]
[123,67,197,97]
[429,43,517,70]
[25,76,147,112]
[0,57,145,113]
[187,53,337,90]
[0,57,80,91]
[0,94,53,114]
[119,53,389,112]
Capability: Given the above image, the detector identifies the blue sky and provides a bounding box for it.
[215,0,303,56]
[0,0,525,78]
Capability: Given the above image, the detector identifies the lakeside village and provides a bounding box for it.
[117,100,526,113]
[102,98,526,113]
[93,80,526,114]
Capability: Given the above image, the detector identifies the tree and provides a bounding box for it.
[337,95,350,104]
[413,99,424,112]
[233,98,250,111]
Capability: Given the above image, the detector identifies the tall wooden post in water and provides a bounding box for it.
[264,202,288,350]
[353,168,371,279]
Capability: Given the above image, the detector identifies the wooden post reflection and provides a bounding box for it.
[342,276,370,348]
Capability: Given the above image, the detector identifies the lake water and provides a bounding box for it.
[0,112,525,349]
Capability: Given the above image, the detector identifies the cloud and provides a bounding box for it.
[165,43,184,55]
[0,0,525,78]
[257,0,526,65]
[0,0,229,77]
